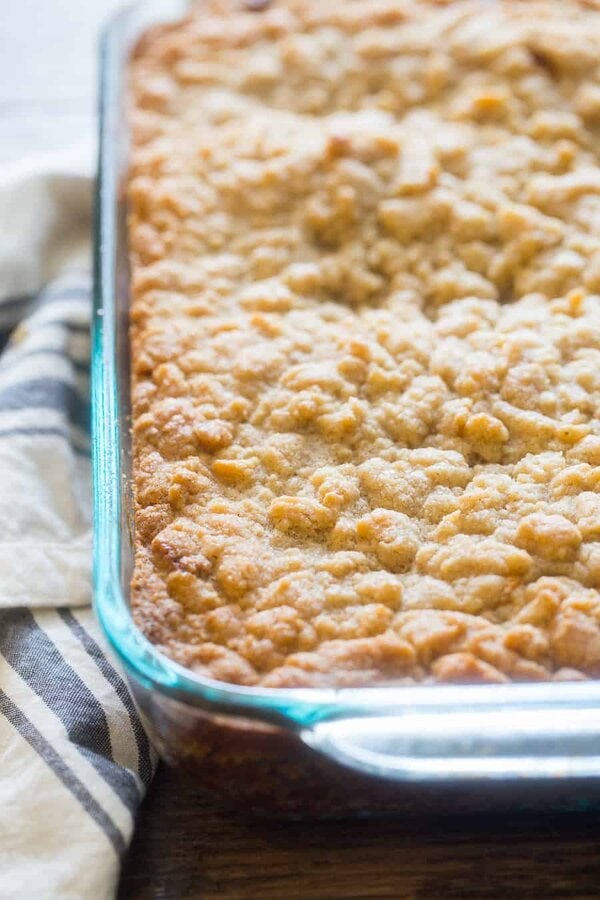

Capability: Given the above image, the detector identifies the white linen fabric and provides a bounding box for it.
[0,146,156,899]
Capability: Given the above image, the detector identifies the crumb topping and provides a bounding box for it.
[129,0,600,687]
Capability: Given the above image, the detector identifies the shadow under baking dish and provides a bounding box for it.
[92,0,600,816]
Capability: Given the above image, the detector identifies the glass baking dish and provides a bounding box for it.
[93,0,600,815]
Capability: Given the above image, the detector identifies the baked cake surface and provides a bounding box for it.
[129,0,600,687]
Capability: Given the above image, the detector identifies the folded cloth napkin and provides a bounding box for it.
[0,146,156,899]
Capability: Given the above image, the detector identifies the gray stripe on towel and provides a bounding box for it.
[59,609,154,788]
[0,378,89,430]
[0,609,142,812]
[0,688,126,858]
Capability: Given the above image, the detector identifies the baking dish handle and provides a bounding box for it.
[301,705,600,781]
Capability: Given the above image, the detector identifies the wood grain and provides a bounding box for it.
[120,765,600,899]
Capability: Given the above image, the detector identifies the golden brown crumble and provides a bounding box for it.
[129,0,600,687]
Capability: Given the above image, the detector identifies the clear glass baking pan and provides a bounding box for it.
[93,0,600,815]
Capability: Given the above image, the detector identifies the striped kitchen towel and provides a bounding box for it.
[0,149,156,899]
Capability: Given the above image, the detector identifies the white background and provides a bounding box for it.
[0,0,123,163]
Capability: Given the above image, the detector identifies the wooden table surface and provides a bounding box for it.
[120,764,600,899]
